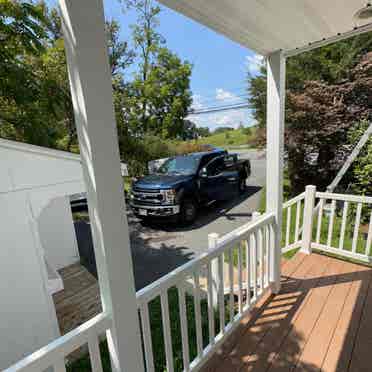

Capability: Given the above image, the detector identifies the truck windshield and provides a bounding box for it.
[157,155,201,175]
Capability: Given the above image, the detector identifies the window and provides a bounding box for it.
[206,157,225,176]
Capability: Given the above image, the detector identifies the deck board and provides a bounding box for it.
[202,252,372,372]
[239,253,330,372]
[203,252,308,372]
[293,261,356,371]
[322,265,372,372]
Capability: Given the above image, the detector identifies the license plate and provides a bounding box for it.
[139,209,148,216]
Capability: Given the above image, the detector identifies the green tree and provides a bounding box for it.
[247,33,372,132]
[196,126,210,138]
[285,52,372,193]
[247,33,372,192]
[347,120,372,198]
[0,0,61,146]
[106,19,135,77]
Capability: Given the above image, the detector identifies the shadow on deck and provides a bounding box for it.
[202,252,372,372]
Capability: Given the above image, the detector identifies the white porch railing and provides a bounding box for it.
[281,187,372,263]
[136,212,276,371]
[5,212,277,372]
[5,313,111,372]
[312,191,372,262]
[7,186,371,372]
[282,191,305,253]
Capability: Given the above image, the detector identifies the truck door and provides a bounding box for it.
[199,156,239,201]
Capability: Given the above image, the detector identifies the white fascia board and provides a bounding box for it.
[0,138,81,163]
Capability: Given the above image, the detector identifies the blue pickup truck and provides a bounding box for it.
[130,149,251,224]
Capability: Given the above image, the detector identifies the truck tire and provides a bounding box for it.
[180,198,198,225]
[238,176,247,194]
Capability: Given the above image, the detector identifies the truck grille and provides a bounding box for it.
[132,187,164,204]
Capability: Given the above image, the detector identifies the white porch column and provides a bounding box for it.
[59,1,144,372]
[266,50,286,294]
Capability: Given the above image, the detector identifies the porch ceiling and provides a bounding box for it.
[158,0,372,56]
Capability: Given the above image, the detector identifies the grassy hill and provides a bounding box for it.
[179,127,257,149]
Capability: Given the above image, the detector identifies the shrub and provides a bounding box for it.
[172,141,206,155]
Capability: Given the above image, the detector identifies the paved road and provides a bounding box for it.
[75,150,266,289]
[127,149,266,288]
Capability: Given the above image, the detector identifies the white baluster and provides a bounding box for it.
[252,232,258,299]
[265,224,270,287]
[88,334,104,372]
[218,254,225,334]
[259,227,265,294]
[140,303,154,372]
[339,201,349,250]
[206,263,215,345]
[316,198,324,243]
[228,248,234,322]
[327,200,336,247]
[285,205,291,247]
[208,233,220,310]
[193,272,203,358]
[178,284,190,371]
[244,239,251,309]
[160,291,174,372]
[366,209,372,257]
[295,200,301,242]
[237,241,243,314]
[352,202,362,253]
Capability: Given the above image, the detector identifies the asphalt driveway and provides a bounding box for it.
[75,149,266,289]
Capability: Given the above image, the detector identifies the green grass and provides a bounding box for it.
[175,127,257,149]
[311,204,369,256]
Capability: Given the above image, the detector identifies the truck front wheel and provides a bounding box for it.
[180,198,198,225]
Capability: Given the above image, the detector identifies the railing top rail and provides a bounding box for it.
[4,313,111,372]
[283,192,305,208]
[136,212,276,305]
[316,191,372,204]
[216,212,275,246]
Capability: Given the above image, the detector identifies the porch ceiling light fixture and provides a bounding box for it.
[354,3,372,25]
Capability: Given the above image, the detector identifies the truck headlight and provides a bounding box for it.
[162,189,176,203]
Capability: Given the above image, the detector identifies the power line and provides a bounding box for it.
[193,93,249,106]
[192,86,248,101]
[188,103,250,115]
[193,92,248,104]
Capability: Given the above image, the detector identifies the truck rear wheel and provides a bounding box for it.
[180,198,197,225]
[238,177,247,194]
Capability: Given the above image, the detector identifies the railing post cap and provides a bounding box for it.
[208,232,219,239]
[306,185,316,191]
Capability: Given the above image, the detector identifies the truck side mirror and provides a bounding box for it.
[199,167,208,178]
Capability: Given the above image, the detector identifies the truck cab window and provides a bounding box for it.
[206,157,225,176]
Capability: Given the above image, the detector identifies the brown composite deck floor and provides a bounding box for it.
[53,263,101,335]
[202,252,372,372]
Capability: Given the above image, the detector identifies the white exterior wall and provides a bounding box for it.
[0,193,60,368]
[0,139,85,369]
[38,196,79,270]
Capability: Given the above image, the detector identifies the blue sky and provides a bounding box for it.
[50,0,263,130]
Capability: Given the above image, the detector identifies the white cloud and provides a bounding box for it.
[188,88,254,130]
[246,54,264,76]
[215,88,236,102]
[191,94,204,110]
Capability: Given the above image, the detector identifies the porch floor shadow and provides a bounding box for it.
[202,252,372,372]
